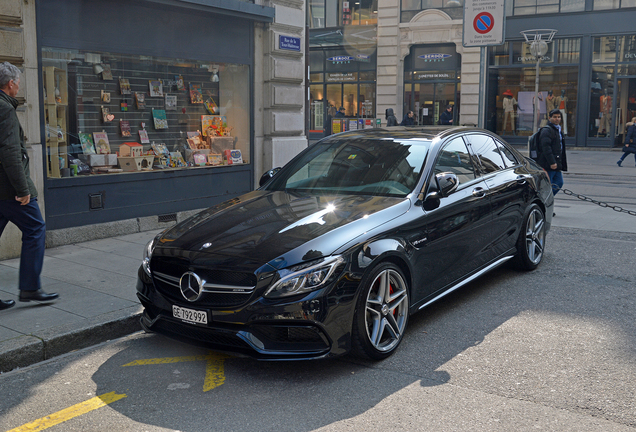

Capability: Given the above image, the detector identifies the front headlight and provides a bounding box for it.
[264,255,345,299]
[142,233,162,276]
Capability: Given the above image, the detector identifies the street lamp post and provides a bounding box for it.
[521,29,557,139]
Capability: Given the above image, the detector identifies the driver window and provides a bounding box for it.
[434,137,476,185]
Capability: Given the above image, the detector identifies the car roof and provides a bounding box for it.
[325,126,488,142]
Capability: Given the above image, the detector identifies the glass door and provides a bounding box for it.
[407,82,459,125]
[616,77,636,146]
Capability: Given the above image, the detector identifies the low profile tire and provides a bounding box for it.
[352,262,409,360]
[513,203,546,271]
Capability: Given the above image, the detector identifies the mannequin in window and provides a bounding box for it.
[502,90,519,135]
[598,88,611,137]
[555,89,568,135]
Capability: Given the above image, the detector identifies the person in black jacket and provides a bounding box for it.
[537,108,568,197]
[0,62,58,308]
[385,108,398,126]
[400,110,415,126]
[438,105,454,125]
[617,117,636,167]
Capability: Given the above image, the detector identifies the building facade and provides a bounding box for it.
[309,0,636,149]
[0,0,307,259]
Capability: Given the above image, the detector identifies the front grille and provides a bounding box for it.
[154,320,249,349]
[151,257,258,308]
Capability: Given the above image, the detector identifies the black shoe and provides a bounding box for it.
[0,299,15,310]
[19,289,59,302]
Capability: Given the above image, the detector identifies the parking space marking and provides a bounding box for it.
[7,391,127,432]
[122,351,229,391]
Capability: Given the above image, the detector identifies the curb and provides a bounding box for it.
[0,307,142,373]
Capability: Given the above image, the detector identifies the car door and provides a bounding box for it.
[410,135,494,303]
[464,133,529,257]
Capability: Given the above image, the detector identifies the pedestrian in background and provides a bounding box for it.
[323,106,336,137]
[385,108,398,126]
[0,61,58,309]
[537,108,568,199]
[400,110,415,126]
[335,106,346,118]
[617,116,636,167]
[439,104,454,125]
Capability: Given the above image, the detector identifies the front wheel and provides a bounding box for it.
[513,203,546,270]
[352,263,409,360]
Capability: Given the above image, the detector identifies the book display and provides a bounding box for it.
[41,49,249,178]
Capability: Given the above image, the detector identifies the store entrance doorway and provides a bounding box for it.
[616,76,636,146]
[404,82,459,125]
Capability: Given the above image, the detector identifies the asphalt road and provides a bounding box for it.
[0,225,634,432]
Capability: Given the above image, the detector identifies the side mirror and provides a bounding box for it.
[259,167,281,187]
[435,172,459,196]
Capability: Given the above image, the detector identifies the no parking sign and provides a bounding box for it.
[463,0,505,46]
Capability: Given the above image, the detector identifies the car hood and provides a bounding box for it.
[157,190,410,269]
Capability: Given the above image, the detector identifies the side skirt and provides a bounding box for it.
[418,255,514,310]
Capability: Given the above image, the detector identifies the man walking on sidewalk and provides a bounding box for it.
[0,62,58,309]
[537,108,568,197]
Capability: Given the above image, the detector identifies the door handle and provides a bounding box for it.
[516,175,531,184]
[472,187,486,197]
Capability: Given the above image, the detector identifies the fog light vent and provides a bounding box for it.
[158,213,177,223]
[88,193,104,210]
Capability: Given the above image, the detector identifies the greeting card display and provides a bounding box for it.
[224,149,243,165]
[93,131,111,154]
[101,106,114,123]
[201,115,227,137]
[151,142,170,157]
[193,153,207,166]
[175,75,185,91]
[101,90,111,103]
[101,64,113,80]
[119,78,131,95]
[170,151,187,167]
[165,94,177,111]
[120,120,132,137]
[79,132,96,154]
[138,129,150,144]
[186,131,204,149]
[189,83,203,104]
[208,153,223,166]
[135,92,145,109]
[152,109,168,129]
[149,80,164,97]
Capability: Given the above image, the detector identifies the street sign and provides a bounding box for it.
[463,0,505,47]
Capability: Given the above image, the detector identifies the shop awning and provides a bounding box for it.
[151,0,275,23]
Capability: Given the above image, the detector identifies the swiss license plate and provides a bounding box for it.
[172,305,208,324]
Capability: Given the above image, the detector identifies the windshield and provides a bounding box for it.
[265,137,431,197]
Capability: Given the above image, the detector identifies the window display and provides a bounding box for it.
[41,48,250,178]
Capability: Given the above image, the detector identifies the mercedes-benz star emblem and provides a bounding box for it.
[180,272,204,302]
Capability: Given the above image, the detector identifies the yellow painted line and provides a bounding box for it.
[8,391,127,432]
[122,352,229,391]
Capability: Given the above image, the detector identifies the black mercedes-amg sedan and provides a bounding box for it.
[136,127,554,360]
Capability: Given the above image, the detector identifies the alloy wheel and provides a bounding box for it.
[525,208,545,265]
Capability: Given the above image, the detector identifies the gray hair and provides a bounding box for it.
[0,62,21,88]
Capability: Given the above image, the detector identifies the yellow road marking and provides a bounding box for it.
[122,352,229,391]
[8,391,127,432]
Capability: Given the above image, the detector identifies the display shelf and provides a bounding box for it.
[43,66,68,178]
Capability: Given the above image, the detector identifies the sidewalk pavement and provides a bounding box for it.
[1,148,636,373]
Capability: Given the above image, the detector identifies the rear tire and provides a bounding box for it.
[513,203,546,271]
[352,263,409,360]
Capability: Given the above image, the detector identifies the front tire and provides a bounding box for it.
[352,263,409,360]
[513,203,546,270]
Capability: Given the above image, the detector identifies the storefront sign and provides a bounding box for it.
[326,72,358,82]
[279,35,301,52]
[327,55,356,64]
[462,0,505,47]
[415,71,456,80]
[418,53,453,62]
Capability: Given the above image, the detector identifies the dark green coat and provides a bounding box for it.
[0,90,37,201]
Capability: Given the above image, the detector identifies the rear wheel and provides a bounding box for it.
[352,263,409,360]
[513,203,546,270]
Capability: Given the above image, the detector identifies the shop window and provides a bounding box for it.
[512,41,555,65]
[593,36,618,63]
[619,35,636,62]
[489,43,510,66]
[558,39,581,64]
[589,66,614,138]
[41,48,250,179]
[594,0,620,9]
[400,0,464,21]
[509,0,584,14]
[488,67,578,138]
